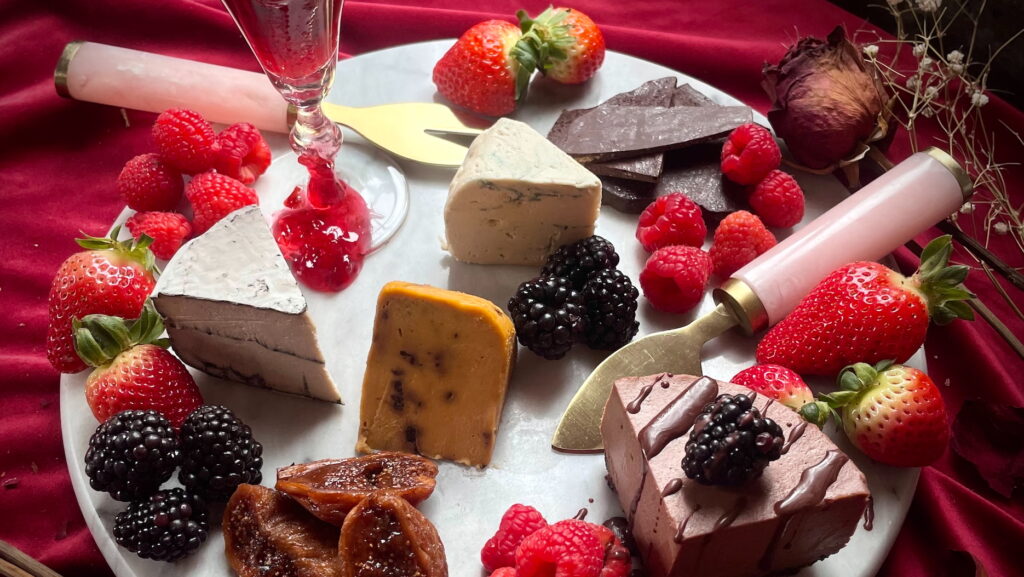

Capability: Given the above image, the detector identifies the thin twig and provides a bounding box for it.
[936,220,1024,291]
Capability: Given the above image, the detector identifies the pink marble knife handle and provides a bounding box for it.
[55,41,289,132]
[728,149,972,328]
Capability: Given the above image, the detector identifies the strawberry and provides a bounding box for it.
[731,364,814,411]
[75,301,203,429]
[432,20,534,116]
[518,7,606,84]
[46,229,158,373]
[756,235,973,376]
[801,361,949,467]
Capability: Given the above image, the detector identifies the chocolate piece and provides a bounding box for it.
[550,78,678,182]
[562,105,753,161]
[600,176,657,213]
[671,84,715,107]
[602,144,745,215]
[659,145,745,215]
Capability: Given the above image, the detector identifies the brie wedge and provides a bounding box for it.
[152,206,341,403]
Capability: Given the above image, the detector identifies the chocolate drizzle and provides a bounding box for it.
[781,421,808,455]
[627,384,656,414]
[715,497,747,530]
[629,468,647,523]
[760,450,849,571]
[574,508,588,520]
[673,504,701,544]
[638,376,719,458]
[627,373,670,413]
[661,478,683,497]
[863,496,874,531]
[763,398,775,413]
[775,450,848,515]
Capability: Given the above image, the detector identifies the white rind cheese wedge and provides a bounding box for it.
[152,206,341,403]
[444,117,602,265]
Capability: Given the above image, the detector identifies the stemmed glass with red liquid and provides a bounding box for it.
[221,0,408,292]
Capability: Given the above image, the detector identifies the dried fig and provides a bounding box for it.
[276,452,438,526]
[223,484,344,577]
[339,492,447,577]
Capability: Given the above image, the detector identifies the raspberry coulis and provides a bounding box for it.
[272,154,371,292]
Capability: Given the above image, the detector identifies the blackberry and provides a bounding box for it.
[682,393,784,486]
[542,235,620,289]
[84,410,180,502]
[114,488,208,562]
[508,276,585,360]
[178,405,263,502]
[581,269,639,350]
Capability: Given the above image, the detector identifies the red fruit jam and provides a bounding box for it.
[273,155,371,292]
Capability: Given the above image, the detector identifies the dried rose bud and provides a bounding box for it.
[762,26,888,170]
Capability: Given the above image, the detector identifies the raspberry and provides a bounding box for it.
[635,192,707,252]
[709,211,777,278]
[588,523,631,577]
[721,123,781,185]
[211,123,272,184]
[516,519,604,577]
[117,153,184,212]
[152,108,216,175]
[489,569,517,577]
[639,245,712,314]
[125,211,192,260]
[481,504,548,572]
[185,172,259,235]
[748,169,805,228]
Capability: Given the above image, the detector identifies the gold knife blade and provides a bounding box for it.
[551,303,742,453]
[322,102,483,167]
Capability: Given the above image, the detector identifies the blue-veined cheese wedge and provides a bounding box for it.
[443,118,602,265]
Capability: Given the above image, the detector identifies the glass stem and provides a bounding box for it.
[291,103,342,163]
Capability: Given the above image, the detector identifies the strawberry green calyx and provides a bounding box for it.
[73,301,169,367]
[797,360,897,426]
[797,400,836,427]
[75,226,158,275]
[513,6,576,93]
[910,235,974,325]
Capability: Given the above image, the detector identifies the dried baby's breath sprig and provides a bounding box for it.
[857,0,1024,278]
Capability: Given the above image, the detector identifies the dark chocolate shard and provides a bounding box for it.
[604,76,678,106]
[659,144,745,214]
[600,176,657,213]
[548,108,589,149]
[587,155,664,183]
[562,105,753,162]
[671,84,716,107]
[601,144,747,215]
[550,78,679,182]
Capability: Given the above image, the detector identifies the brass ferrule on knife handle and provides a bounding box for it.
[713,279,768,335]
[53,41,291,133]
[715,147,973,332]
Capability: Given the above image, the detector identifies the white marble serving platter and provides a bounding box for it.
[61,40,919,577]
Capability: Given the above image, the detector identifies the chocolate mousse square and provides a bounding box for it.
[601,374,869,577]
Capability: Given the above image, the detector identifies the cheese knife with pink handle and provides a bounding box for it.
[552,148,973,452]
[53,41,481,167]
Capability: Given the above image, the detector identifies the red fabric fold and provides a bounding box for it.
[0,1,1020,576]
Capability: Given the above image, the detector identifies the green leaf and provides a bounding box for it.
[944,299,975,321]
[822,390,860,407]
[852,362,879,388]
[73,313,132,367]
[917,235,953,277]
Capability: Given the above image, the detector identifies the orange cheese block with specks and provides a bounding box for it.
[357,281,516,467]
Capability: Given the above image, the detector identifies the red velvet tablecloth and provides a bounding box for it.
[1,1,1021,575]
